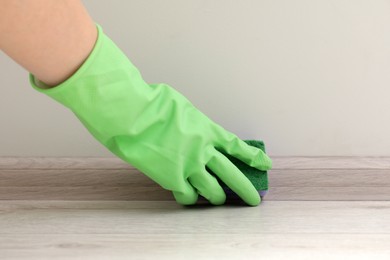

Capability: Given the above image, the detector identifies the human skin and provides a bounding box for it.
[0,0,97,87]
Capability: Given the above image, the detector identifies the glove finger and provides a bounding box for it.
[216,134,272,171]
[188,170,226,206]
[207,151,261,206]
[172,181,199,205]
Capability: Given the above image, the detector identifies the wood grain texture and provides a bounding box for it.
[2,156,390,169]
[1,201,390,259]
[2,169,390,187]
[0,157,128,170]
[1,201,390,234]
[272,156,390,169]
[1,165,390,200]
[2,234,390,260]
[1,157,390,259]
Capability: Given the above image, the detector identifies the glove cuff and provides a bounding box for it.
[29,24,104,105]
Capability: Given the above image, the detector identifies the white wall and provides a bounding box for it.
[1,0,389,156]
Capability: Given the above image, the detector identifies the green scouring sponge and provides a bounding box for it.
[210,140,269,200]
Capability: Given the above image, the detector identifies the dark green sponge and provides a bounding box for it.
[211,140,269,198]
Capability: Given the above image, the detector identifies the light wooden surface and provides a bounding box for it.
[2,156,390,169]
[1,201,390,259]
[1,156,390,201]
[1,157,390,259]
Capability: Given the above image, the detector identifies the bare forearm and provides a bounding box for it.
[0,0,97,86]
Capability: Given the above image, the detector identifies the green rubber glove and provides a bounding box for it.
[29,24,272,206]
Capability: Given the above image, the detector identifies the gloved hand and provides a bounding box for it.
[30,24,272,206]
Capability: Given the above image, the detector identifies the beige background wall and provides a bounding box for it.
[0,0,389,156]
